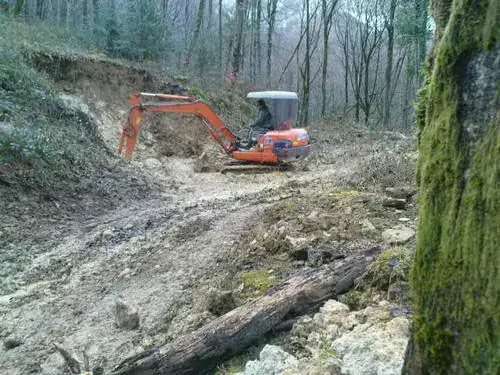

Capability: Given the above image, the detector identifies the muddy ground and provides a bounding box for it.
[0,57,417,375]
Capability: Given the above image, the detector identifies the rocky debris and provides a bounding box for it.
[143,158,162,169]
[282,357,342,375]
[236,345,298,375]
[4,337,23,350]
[287,300,410,375]
[385,187,416,200]
[102,229,115,240]
[114,299,140,330]
[361,219,376,234]
[382,225,415,245]
[289,247,309,261]
[250,229,292,254]
[307,248,335,267]
[332,314,410,375]
[204,288,235,317]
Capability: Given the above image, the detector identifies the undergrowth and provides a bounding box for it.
[0,24,111,197]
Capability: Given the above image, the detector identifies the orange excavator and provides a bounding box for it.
[118,91,311,165]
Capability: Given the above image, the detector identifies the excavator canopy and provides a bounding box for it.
[247,91,298,130]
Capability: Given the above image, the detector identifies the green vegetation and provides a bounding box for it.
[318,348,338,359]
[409,0,499,372]
[240,269,274,293]
[362,246,412,290]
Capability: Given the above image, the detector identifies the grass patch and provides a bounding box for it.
[240,269,274,292]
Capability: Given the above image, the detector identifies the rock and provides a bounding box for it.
[236,345,298,375]
[361,219,376,234]
[382,225,415,244]
[385,187,416,200]
[307,248,334,266]
[289,247,308,261]
[307,211,319,220]
[332,316,410,375]
[289,299,410,375]
[144,157,162,169]
[114,299,140,330]
[4,337,23,350]
[102,229,115,240]
[204,288,235,317]
[398,217,411,222]
[382,197,407,209]
[283,357,342,375]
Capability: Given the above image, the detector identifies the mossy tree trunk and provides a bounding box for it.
[404,0,499,374]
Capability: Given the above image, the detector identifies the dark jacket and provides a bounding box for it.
[251,104,273,130]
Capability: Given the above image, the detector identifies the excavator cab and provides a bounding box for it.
[233,91,310,163]
[247,91,299,131]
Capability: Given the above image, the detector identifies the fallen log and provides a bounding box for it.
[112,247,383,375]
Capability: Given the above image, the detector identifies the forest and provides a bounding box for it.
[2,0,430,129]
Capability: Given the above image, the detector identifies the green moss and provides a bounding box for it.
[339,290,366,310]
[240,269,274,293]
[319,348,338,359]
[328,189,359,201]
[410,0,500,373]
[361,247,412,290]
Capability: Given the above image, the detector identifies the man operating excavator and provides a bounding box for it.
[244,99,273,148]
[251,99,273,131]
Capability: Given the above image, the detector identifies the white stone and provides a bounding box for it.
[144,157,162,169]
[361,219,377,234]
[381,225,415,244]
[332,316,410,375]
[237,345,298,375]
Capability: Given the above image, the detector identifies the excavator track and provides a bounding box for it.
[219,161,293,174]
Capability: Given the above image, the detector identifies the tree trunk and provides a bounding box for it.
[232,0,247,74]
[218,0,223,75]
[300,0,311,126]
[266,0,278,83]
[82,0,88,26]
[185,0,206,68]
[208,0,213,31]
[112,250,380,375]
[256,0,262,80]
[383,0,396,129]
[344,30,349,115]
[320,0,338,117]
[404,0,499,373]
[92,0,99,28]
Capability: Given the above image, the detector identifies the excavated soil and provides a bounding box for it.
[0,56,417,374]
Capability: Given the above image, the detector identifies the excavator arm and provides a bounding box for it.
[118,92,238,159]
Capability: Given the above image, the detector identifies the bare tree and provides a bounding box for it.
[265,0,278,84]
[320,0,339,117]
[185,0,206,68]
[382,0,397,129]
[232,0,248,75]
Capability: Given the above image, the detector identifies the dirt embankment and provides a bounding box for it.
[0,52,417,375]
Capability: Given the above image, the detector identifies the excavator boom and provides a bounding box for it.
[119,93,238,158]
